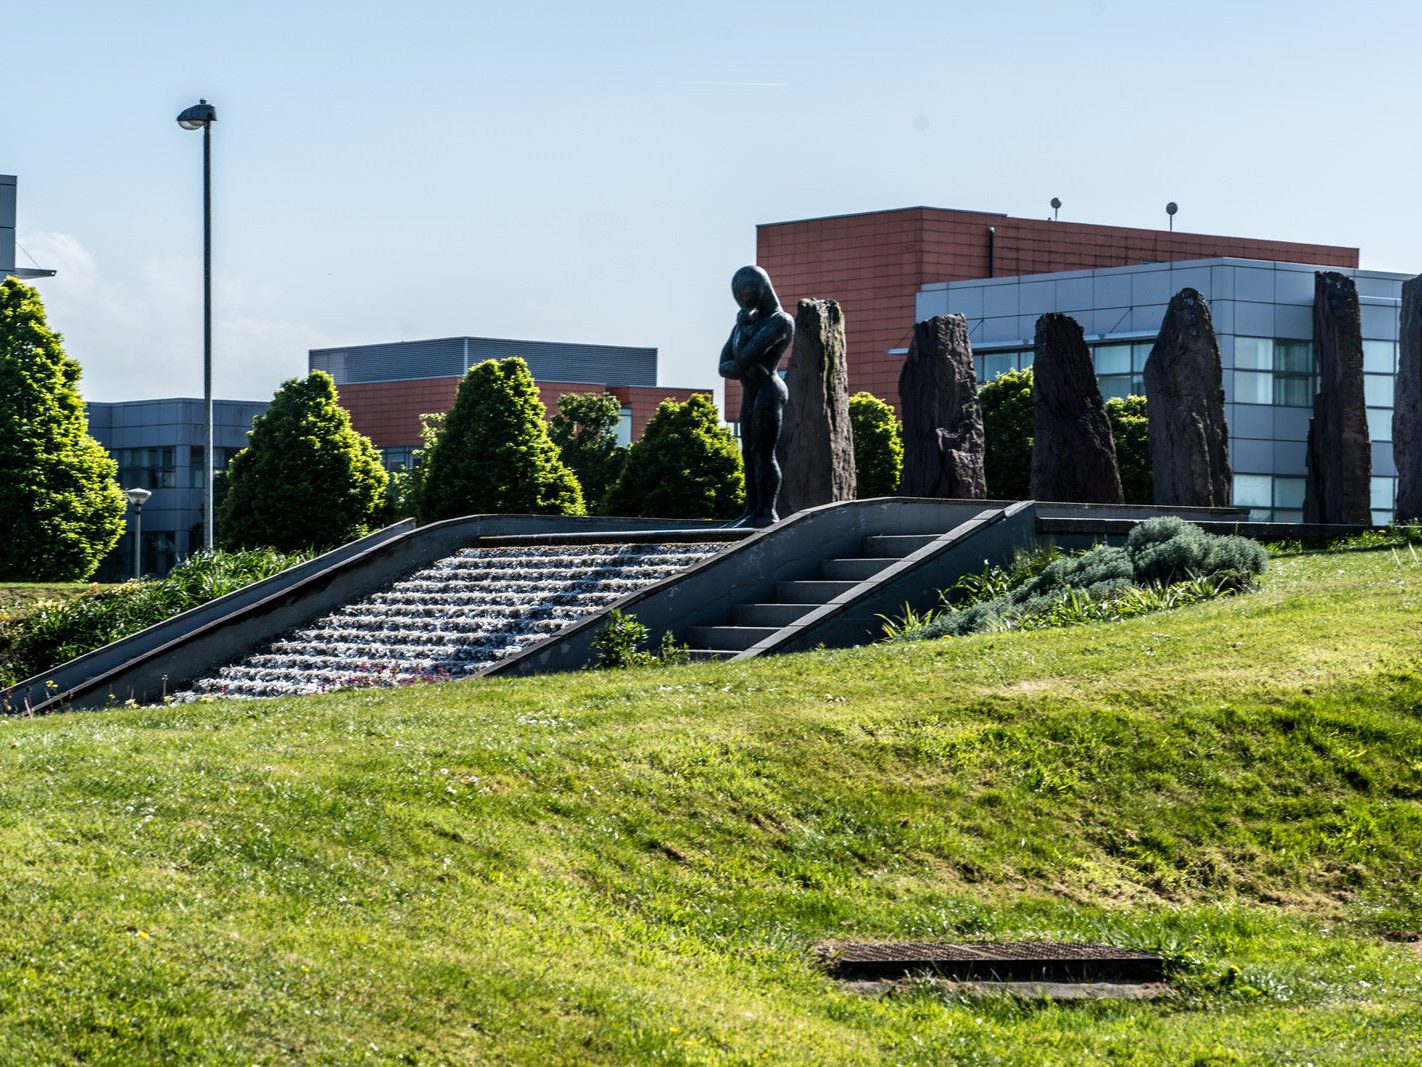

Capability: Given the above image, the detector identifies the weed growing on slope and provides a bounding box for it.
[589,609,691,668]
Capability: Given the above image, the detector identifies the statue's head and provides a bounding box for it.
[732,265,778,312]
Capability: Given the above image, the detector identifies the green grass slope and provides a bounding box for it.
[0,545,1419,1064]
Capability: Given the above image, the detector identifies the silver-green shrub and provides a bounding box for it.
[898,519,1267,642]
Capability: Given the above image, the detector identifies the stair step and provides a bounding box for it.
[819,557,899,581]
[686,625,780,652]
[862,533,940,557]
[732,602,817,628]
[683,649,737,661]
[775,580,859,604]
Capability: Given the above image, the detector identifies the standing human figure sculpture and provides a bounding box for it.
[719,265,794,526]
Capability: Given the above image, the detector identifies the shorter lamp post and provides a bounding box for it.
[124,488,152,580]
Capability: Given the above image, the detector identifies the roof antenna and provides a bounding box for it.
[1050,197,1061,222]
[1166,201,1178,232]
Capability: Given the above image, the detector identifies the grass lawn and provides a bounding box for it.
[0,583,98,618]
[0,542,1419,1063]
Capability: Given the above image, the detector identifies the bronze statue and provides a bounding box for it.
[719,266,793,526]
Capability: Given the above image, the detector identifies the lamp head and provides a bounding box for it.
[176,99,217,130]
[125,487,153,508]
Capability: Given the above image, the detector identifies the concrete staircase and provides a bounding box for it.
[684,532,940,658]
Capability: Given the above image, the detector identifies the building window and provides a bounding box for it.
[380,446,415,472]
[189,446,242,487]
[1232,473,1274,520]
[1234,338,1317,408]
[1372,476,1396,526]
[1363,340,1398,374]
[109,530,179,577]
[615,407,633,448]
[1094,342,1148,400]
[115,447,176,489]
[1272,476,1305,524]
[1363,365,1395,445]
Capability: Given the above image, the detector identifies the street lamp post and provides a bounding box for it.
[176,98,217,551]
[125,488,152,580]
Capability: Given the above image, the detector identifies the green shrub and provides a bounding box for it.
[548,393,628,513]
[1127,517,1268,586]
[604,395,743,520]
[847,392,902,497]
[1106,395,1152,504]
[416,359,584,523]
[2,548,310,686]
[894,519,1268,641]
[219,371,388,552]
[977,368,1034,499]
[589,610,689,669]
[0,279,125,581]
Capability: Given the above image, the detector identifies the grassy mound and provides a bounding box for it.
[0,543,1418,1063]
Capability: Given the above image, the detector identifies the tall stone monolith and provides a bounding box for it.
[897,314,986,499]
[1304,272,1372,525]
[1030,313,1124,503]
[777,298,856,515]
[1143,288,1231,507]
[1395,275,1422,522]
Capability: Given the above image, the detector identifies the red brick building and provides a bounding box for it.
[728,206,1358,420]
[309,337,707,468]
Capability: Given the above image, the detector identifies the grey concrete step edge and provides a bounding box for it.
[729,503,1032,662]
[732,602,819,627]
[8,514,726,715]
[686,625,780,652]
[861,533,941,556]
[820,557,903,581]
[775,580,861,604]
[1,519,415,715]
[1036,516,1384,538]
[473,528,753,548]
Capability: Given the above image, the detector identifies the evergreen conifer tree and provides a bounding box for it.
[1106,394,1153,505]
[978,367,1035,499]
[548,392,627,513]
[415,358,584,523]
[0,279,124,580]
[218,371,388,551]
[847,391,903,498]
[604,394,743,519]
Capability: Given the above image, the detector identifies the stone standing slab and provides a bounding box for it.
[1304,272,1372,525]
[898,314,986,499]
[1395,274,1422,522]
[778,298,856,515]
[1143,288,1231,508]
[1030,313,1123,504]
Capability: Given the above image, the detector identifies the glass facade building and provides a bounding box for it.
[87,398,269,577]
[917,258,1407,524]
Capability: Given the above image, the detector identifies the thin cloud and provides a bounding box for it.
[22,231,331,404]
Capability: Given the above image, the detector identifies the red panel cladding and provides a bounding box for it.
[338,377,712,449]
[610,386,711,439]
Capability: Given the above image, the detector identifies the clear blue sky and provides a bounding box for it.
[6,0,1420,405]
